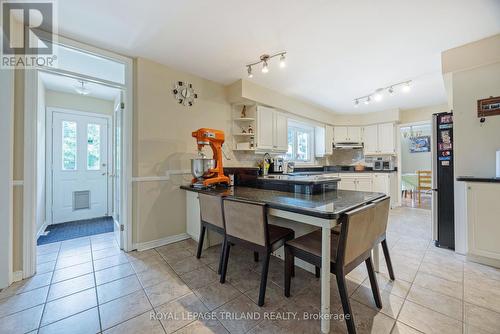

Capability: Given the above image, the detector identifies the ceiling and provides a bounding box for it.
[40,72,121,101]
[56,0,500,113]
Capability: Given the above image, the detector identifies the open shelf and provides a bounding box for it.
[233,118,255,122]
[233,133,255,136]
[233,148,256,151]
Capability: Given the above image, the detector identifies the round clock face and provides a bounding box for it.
[173,81,197,106]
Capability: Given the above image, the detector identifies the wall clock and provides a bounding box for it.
[173,81,198,106]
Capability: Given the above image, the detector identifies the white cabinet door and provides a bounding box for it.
[378,123,395,154]
[373,173,389,195]
[325,126,334,155]
[256,106,274,150]
[315,126,326,157]
[467,183,500,260]
[334,127,348,143]
[356,178,373,192]
[348,127,362,142]
[339,178,356,191]
[274,112,288,152]
[363,124,379,154]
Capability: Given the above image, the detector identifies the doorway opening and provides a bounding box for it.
[37,71,122,245]
[399,122,432,210]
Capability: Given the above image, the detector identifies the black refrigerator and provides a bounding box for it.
[431,112,455,249]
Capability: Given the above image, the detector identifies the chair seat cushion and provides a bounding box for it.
[268,224,295,245]
[286,230,339,262]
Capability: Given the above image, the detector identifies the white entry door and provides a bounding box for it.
[52,111,109,224]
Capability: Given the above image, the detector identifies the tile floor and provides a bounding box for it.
[1,207,500,333]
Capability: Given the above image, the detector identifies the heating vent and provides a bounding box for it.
[73,190,90,210]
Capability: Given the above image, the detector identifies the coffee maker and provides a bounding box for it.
[272,156,284,173]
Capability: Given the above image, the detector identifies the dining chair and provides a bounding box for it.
[331,196,394,280]
[284,203,382,334]
[417,170,432,205]
[220,197,295,306]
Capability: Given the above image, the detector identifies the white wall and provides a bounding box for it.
[0,68,14,288]
[45,90,115,116]
[400,124,432,174]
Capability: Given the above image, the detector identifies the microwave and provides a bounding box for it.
[373,158,395,171]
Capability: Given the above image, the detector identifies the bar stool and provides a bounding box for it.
[284,203,382,334]
[220,197,295,306]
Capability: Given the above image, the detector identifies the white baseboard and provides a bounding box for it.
[36,221,48,239]
[133,233,191,252]
[12,271,23,282]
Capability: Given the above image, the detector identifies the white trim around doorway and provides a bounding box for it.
[23,35,134,278]
[45,107,113,226]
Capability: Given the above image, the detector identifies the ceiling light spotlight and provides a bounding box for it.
[261,61,269,73]
[402,82,411,93]
[247,66,253,78]
[354,99,359,108]
[388,86,394,96]
[279,53,286,68]
[364,96,371,105]
[374,91,383,102]
[74,80,90,95]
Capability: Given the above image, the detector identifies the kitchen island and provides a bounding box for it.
[181,185,385,333]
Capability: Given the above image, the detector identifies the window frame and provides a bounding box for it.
[286,119,316,164]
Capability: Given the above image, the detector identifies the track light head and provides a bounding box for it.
[354,99,359,107]
[364,96,371,105]
[247,66,253,78]
[261,61,269,73]
[279,53,286,68]
[402,82,411,93]
[374,91,383,102]
[388,86,394,96]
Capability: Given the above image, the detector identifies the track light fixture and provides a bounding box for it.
[353,80,412,107]
[246,52,287,77]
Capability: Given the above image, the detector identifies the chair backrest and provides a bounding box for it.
[222,198,268,247]
[417,170,432,190]
[198,193,224,229]
[372,196,391,241]
[338,203,376,266]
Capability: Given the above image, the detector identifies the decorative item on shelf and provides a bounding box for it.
[241,105,247,118]
[353,80,412,107]
[477,96,500,118]
[247,124,253,134]
[241,128,247,134]
[246,51,287,78]
[250,136,255,149]
[173,81,198,107]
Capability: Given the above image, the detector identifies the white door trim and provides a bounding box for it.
[46,107,113,225]
[0,68,14,288]
[24,34,134,278]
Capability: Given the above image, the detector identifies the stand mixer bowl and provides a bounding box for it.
[191,158,216,179]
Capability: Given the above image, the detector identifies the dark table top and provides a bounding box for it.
[457,176,500,183]
[181,185,385,219]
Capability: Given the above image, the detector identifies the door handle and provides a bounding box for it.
[102,172,107,176]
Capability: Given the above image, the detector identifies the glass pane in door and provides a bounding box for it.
[87,123,101,170]
[62,121,77,170]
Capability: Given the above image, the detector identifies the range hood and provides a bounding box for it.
[333,142,364,149]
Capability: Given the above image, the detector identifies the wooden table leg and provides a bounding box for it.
[321,224,331,333]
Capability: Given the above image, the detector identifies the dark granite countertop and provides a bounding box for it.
[180,185,385,219]
[457,176,500,183]
[258,174,341,185]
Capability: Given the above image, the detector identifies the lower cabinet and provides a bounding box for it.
[338,173,397,207]
[338,174,373,192]
[466,182,500,264]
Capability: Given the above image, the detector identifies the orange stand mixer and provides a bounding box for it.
[190,128,230,188]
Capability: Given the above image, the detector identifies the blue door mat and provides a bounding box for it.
[37,216,114,245]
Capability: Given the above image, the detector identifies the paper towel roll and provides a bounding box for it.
[497,150,500,178]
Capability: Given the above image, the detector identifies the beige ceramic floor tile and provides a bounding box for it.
[361,272,411,299]
[136,264,177,288]
[55,252,92,270]
[352,285,405,319]
[103,311,165,334]
[37,260,57,274]
[169,256,206,276]
[38,307,101,334]
[215,294,266,333]
[92,246,123,260]
[95,262,135,286]
[99,289,152,330]
[97,275,143,304]
[179,266,218,290]
[413,272,463,300]
[41,288,97,326]
[398,300,463,334]
[463,302,500,334]
[48,273,95,301]
[155,293,208,334]
[51,261,94,284]
[129,254,168,274]
[144,276,191,307]
[0,286,49,318]
[406,284,463,321]
[0,304,44,334]
[194,281,241,310]
[93,253,129,271]
[157,246,192,264]
[391,322,423,334]
[174,319,229,334]
[17,272,53,293]
[464,274,500,314]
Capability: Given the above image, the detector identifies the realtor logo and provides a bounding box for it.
[1,0,57,68]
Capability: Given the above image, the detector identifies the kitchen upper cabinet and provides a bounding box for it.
[363,123,395,155]
[315,125,334,157]
[334,126,362,143]
[256,106,287,152]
